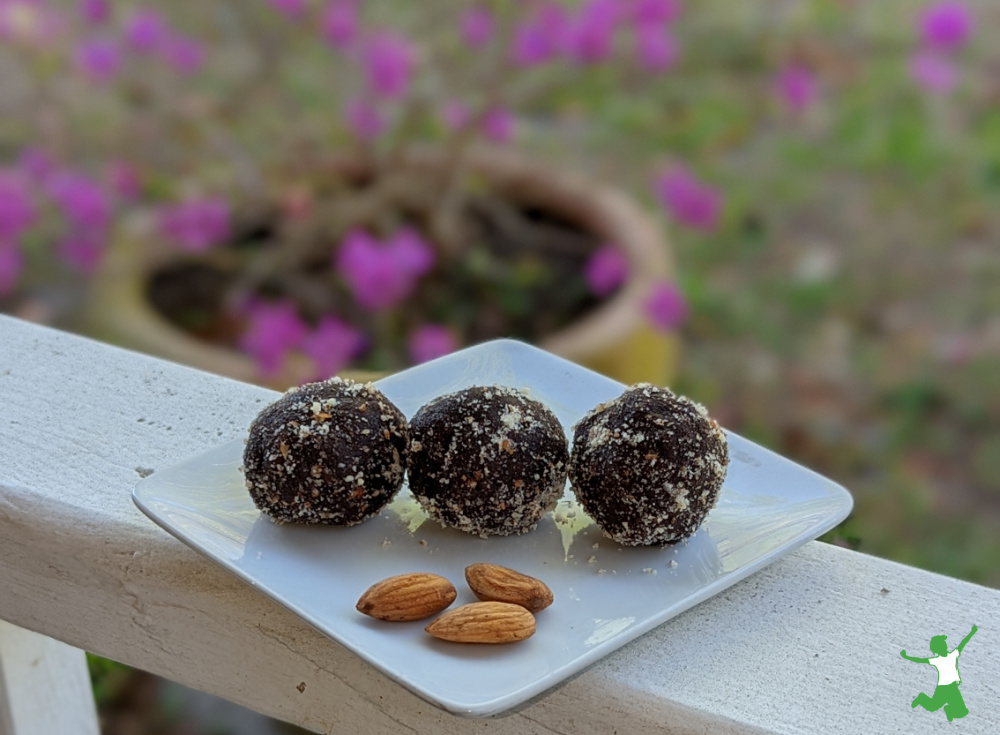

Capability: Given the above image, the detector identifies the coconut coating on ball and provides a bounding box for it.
[407,386,569,537]
[569,383,729,546]
[242,377,408,525]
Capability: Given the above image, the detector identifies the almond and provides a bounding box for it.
[465,563,553,612]
[356,573,457,621]
[425,602,535,643]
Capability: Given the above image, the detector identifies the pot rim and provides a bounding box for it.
[95,146,672,387]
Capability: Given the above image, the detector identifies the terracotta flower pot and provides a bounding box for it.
[89,148,678,388]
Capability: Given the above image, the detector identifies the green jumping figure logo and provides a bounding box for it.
[900,624,978,722]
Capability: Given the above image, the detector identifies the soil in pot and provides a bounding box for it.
[146,184,610,375]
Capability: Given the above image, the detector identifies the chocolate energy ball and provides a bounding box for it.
[242,377,408,525]
[568,383,729,546]
[407,386,569,537]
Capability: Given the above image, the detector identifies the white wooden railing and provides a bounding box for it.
[1,314,998,735]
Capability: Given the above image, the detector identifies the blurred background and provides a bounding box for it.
[2,0,998,732]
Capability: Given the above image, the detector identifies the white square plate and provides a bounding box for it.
[133,339,853,717]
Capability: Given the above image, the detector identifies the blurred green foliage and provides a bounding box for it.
[535,0,1000,586]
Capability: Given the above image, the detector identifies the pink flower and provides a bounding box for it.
[74,37,121,81]
[918,1,974,51]
[106,160,141,200]
[775,64,817,114]
[361,31,415,98]
[934,333,976,367]
[634,25,677,71]
[408,324,457,364]
[583,245,629,296]
[336,231,399,310]
[482,107,514,143]
[389,228,435,276]
[0,239,24,296]
[239,300,308,376]
[301,315,365,379]
[630,0,682,27]
[0,173,36,239]
[158,198,230,252]
[344,98,385,140]
[56,230,105,273]
[654,165,723,233]
[79,0,109,25]
[460,6,494,48]
[266,0,307,19]
[909,50,957,93]
[643,280,687,331]
[160,33,204,75]
[16,147,55,181]
[321,1,358,48]
[124,9,167,53]
[441,100,469,130]
[335,228,434,310]
[564,0,621,65]
[511,4,567,66]
[46,171,112,230]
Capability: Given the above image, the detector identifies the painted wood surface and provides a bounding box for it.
[0,621,99,735]
[0,315,998,734]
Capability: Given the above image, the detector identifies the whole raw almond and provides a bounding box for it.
[465,563,553,612]
[425,601,535,643]
[356,573,456,622]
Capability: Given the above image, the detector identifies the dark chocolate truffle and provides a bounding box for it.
[242,377,408,525]
[407,386,568,537]
[568,383,728,546]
